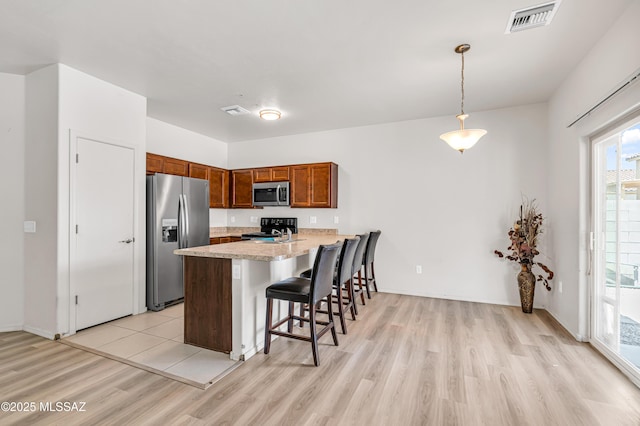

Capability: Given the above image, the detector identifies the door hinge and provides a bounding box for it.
[75,295,78,305]
[76,153,79,163]
[75,224,78,234]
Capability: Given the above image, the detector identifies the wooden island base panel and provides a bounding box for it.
[175,234,351,361]
[183,256,232,353]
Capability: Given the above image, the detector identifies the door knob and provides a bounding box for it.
[119,238,134,244]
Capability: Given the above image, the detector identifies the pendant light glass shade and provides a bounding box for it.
[439,114,487,153]
[440,44,486,154]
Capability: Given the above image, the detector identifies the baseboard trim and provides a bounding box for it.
[0,324,23,333]
[376,288,547,310]
[540,309,586,341]
[23,325,56,340]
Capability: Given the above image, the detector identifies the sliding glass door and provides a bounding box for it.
[592,117,640,381]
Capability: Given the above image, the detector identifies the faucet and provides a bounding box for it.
[271,228,292,241]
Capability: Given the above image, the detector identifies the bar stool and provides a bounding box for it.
[351,233,369,307]
[264,241,342,366]
[357,230,381,299]
[299,237,360,334]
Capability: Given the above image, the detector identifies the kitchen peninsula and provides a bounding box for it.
[174,234,349,361]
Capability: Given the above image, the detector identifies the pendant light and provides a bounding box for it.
[439,44,487,154]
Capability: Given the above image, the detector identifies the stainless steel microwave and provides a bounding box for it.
[252,182,290,206]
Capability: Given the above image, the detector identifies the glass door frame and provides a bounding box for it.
[590,116,640,386]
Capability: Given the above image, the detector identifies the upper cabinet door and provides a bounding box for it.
[271,166,290,181]
[209,167,229,208]
[146,153,164,175]
[290,165,311,207]
[231,169,254,208]
[163,157,189,176]
[253,168,272,183]
[189,162,209,180]
[310,163,337,207]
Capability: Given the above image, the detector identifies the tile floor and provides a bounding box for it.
[62,303,240,389]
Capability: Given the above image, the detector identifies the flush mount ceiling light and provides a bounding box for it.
[439,44,487,154]
[259,109,281,121]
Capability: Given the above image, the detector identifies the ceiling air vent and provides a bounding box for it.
[505,1,561,34]
[221,105,250,116]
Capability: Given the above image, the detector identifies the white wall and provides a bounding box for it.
[146,117,229,227]
[24,64,147,338]
[58,64,147,335]
[24,65,59,338]
[0,72,25,331]
[229,103,550,307]
[547,1,640,339]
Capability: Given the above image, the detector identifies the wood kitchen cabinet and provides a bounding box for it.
[231,169,254,208]
[208,167,230,208]
[210,236,241,245]
[146,153,165,174]
[253,166,290,182]
[290,162,338,208]
[188,162,209,180]
[163,157,189,176]
[146,153,188,177]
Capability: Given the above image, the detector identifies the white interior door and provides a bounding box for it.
[72,136,135,330]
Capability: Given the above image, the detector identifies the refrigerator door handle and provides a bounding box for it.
[178,194,186,249]
[183,195,190,247]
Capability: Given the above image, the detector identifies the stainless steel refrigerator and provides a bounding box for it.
[146,173,210,311]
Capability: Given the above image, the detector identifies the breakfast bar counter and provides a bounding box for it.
[174,235,349,360]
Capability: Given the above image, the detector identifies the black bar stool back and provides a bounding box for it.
[351,233,369,306]
[360,230,381,299]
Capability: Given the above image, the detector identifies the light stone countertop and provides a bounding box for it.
[175,234,352,262]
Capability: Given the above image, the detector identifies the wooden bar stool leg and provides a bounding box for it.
[371,262,378,292]
[335,284,347,334]
[264,298,273,354]
[298,303,304,328]
[357,270,366,305]
[309,303,319,366]
[364,264,372,299]
[287,301,294,333]
[327,294,339,346]
[347,278,357,319]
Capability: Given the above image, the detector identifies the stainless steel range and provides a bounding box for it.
[241,217,298,240]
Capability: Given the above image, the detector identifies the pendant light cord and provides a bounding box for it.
[460,50,465,115]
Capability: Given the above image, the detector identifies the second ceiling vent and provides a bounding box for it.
[505,1,562,34]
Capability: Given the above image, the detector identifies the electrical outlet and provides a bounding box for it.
[23,221,36,233]
[310,216,317,224]
[416,265,422,274]
[559,281,563,293]
[334,216,339,224]
[250,216,258,223]
[230,216,236,223]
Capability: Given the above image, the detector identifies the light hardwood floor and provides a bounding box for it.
[2,293,640,425]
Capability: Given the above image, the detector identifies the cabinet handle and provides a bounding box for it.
[119,239,134,244]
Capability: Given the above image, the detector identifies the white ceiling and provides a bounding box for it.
[0,0,632,142]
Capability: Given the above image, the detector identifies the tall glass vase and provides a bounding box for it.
[517,263,535,313]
